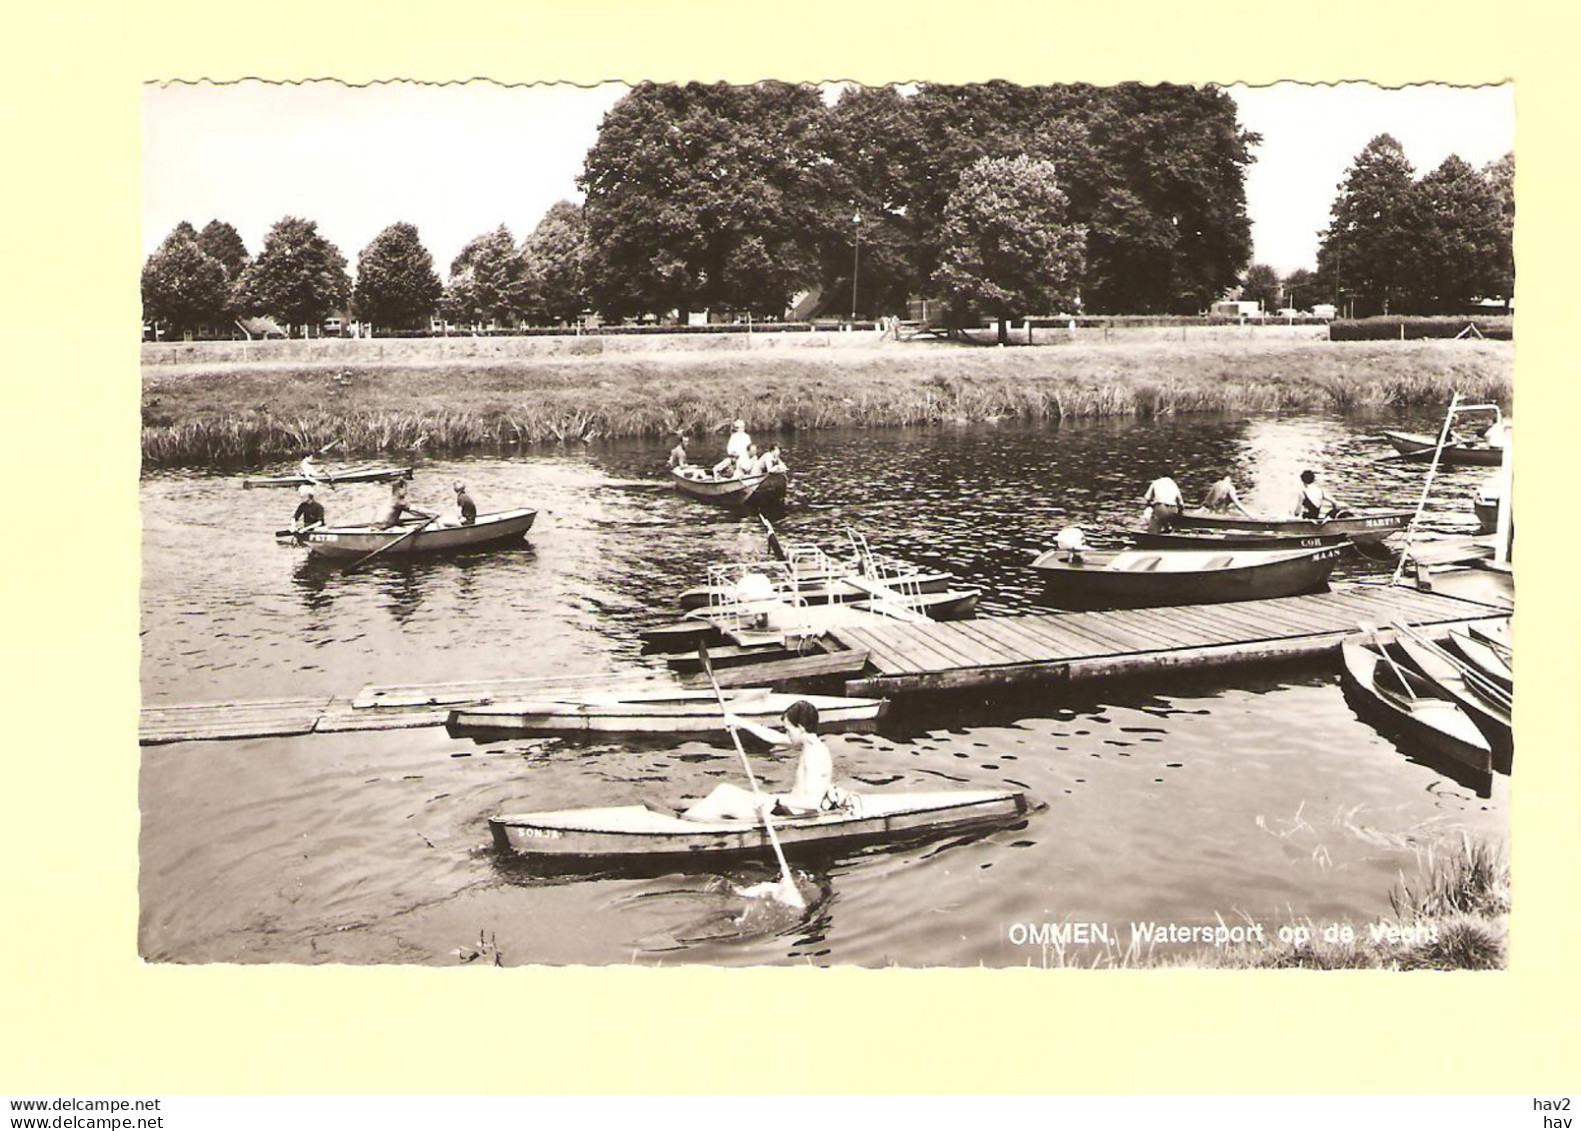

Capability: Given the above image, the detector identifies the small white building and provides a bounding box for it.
[1210,300,1261,318]
[1311,303,1337,320]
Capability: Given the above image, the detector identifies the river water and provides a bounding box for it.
[139,408,1508,966]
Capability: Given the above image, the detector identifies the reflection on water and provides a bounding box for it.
[139,409,1507,966]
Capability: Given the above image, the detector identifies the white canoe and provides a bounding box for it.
[490,788,1031,862]
[449,689,888,735]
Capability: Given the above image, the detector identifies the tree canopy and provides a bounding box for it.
[575,81,1257,320]
[1315,139,1513,314]
[579,82,830,321]
[934,156,1086,342]
[441,225,529,326]
[1240,264,1281,312]
[141,223,230,337]
[520,201,588,324]
[353,222,442,331]
[196,220,249,283]
[232,217,351,330]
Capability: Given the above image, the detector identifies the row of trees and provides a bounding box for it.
[1309,135,1512,315]
[141,207,590,337]
[144,81,1257,338]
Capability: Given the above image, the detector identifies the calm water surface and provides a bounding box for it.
[139,409,1507,966]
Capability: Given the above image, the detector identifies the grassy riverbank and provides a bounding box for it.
[142,338,1513,466]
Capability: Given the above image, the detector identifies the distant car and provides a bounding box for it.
[1277,308,1300,318]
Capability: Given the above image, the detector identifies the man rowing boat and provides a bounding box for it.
[375,479,435,529]
[682,700,845,821]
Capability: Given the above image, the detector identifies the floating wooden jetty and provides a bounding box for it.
[140,586,1507,746]
[828,586,1505,697]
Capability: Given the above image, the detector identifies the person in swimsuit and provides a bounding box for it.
[1201,476,1254,517]
[1294,469,1338,520]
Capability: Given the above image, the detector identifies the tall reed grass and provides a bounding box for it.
[141,339,1513,466]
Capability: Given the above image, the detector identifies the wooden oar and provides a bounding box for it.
[345,514,438,573]
[758,513,787,562]
[275,521,323,542]
[1392,620,1513,712]
[1358,621,1417,701]
[696,643,805,909]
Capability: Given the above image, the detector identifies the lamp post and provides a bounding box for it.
[851,211,861,322]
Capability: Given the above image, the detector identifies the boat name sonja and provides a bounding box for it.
[516,827,563,840]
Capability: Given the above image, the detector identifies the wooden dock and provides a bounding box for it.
[828,586,1506,697]
[140,585,1508,746]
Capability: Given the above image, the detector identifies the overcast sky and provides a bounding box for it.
[143,80,1514,282]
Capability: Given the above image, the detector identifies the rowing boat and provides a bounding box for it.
[1339,639,1493,780]
[299,508,537,558]
[1162,508,1412,543]
[449,688,887,736]
[1444,630,1513,692]
[1379,430,1505,466]
[489,788,1031,864]
[1030,544,1342,609]
[242,465,414,489]
[1393,636,1511,772]
[1131,530,1351,552]
[1473,482,1500,535]
[671,467,788,508]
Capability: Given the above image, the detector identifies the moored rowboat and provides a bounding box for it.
[1380,430,1505,466]
[1393,635,1511,771]
[1339,639,1493,780]
[489,788,1031,864]
[1131,530,1350,551]
[1163,508,1412,543]
[449,688,887,736]
[301,508,537,558]
[1030,544,1342,608]
[1444,630,1513,692]
[243,465,414,489]
[671,468,788,507]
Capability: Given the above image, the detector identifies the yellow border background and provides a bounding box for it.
[2,0,1576,1093]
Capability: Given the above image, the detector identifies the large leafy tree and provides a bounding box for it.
[934,156,1086,344]
[1314,134,1418,315]
[353,222,442,331]
[196,220,249,282]
[232,216,351,333]
[520,201,588,324]
[579,82,829,321]
[441,225,528,326]
[1240,263,1281,311]
[822,82,1255,315]
[1404,155,1509,312]
[141,222,229,337]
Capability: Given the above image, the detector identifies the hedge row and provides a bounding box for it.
[1329,316,1513,341]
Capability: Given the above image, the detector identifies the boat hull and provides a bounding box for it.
[1132,530,1350,551]
[1395,637,1512,773]
[1031,545,1342,609]
[1339,640,1493,782]
[1381,430,1504,466]
[243,465,414,489]
[1163,508,1412,543]
[489,789,1031,865]
[671,469,788,508]
[302,508,537,557]
[449,689,888,736]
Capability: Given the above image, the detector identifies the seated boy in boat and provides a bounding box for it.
[682,700,848,822]
[668,434,691,469]
[759,444,787,475]
[375,480,435,529]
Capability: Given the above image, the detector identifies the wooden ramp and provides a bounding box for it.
[830,586,1507,697]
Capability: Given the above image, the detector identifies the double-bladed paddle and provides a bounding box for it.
[696,642,805,909]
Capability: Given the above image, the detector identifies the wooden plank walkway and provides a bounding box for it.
[830,586,1508,697]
